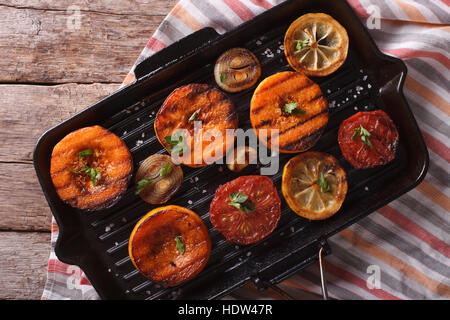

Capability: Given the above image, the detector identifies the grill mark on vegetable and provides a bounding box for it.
[255,73,314,96]
[252,83,318,116]
[55,165,131,191]
[51,150,131,177]
[267,110,328,141]
[254,119,273,129]
[254,91,326,131]
[278,127,325,151]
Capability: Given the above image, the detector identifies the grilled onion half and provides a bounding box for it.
[214,48,261,93]
[135,154,183,204]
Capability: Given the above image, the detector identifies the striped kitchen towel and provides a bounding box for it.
[42,0,450,300]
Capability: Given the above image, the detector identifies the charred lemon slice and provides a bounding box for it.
[129,205,211,287]
[282,151,347,220]
[284,13,349,77]
[214,48,261,93]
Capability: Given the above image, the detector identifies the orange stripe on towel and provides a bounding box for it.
[171,4,205,31]
[339,228,450,298]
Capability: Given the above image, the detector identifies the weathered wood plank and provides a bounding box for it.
[0,83,120,162]
[0,231,50,300]
[0,83,120,231]
[0,0,178,15]
[0,6,167,83]
[0,162,53,231]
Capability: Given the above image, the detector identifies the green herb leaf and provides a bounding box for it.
[317,172,332,193]
[135,177,152,195]
[66,168,82,175]
[174,235,185,255]
[220,73,227,83]
[165,134,187,156]
[188,111,198,122]
[228,192,255,213]
[284,102,307,115]
[159,162,172,177]
[81,166,101,186]
[352,125,372,147]
[229,192,248,203]
[77,149,93,157]
[296,38,311,51]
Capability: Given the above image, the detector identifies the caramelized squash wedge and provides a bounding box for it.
[155,84,238,167]
[250,71,328,153]
[50,125,133,211]
[129,205,211,287]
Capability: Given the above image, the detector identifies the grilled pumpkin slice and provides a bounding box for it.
[129,205,211,287]
[50,125,133,211]
[250,71,328,153]
[155,84,238,167]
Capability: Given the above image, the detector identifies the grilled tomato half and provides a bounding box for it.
[50,125,133,211]
[250,71,328,153]
[210,176,281,245]
[338,110,399,169]
[129,205,211,287]
[282,151,347,220]
[155,84,238,167]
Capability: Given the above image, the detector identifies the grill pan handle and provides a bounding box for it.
[254,240,331,300]
[134,27,220,80]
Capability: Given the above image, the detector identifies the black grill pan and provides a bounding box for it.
[33,0,428,300]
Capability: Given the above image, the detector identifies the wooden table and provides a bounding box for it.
[0,0,177,300]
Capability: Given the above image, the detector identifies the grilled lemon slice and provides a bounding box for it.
[284,13,349,77]
[282,151,347,220]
